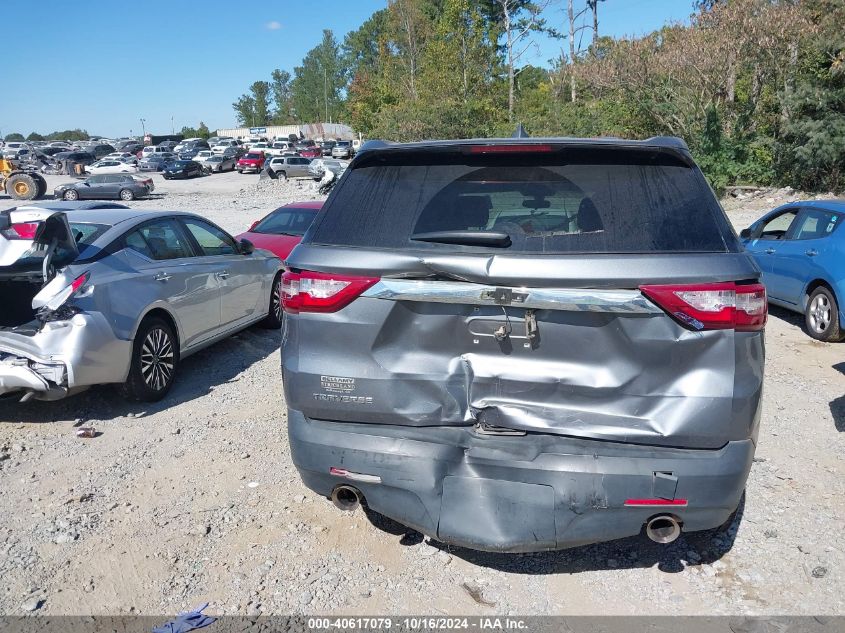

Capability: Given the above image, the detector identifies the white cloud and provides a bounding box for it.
[266,21,282,30]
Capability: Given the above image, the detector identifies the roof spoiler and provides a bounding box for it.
[512,124,530,138]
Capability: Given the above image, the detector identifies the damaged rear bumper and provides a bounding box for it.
[288,409,754,553]
[0,313,132,401]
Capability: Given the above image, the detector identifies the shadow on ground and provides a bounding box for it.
[767,304,805,331]
[364,495,744,575]
[828,392,845,432]
[0,326,279,423]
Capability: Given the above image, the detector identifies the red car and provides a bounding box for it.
[235,201,323,260]
[298,146,322,159]
[237,151,265,173]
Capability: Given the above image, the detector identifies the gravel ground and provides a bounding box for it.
[0,176,843,616]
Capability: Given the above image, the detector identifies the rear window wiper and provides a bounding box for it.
[411,231,511,248]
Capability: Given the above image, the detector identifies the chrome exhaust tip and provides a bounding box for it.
[645,515,682,544]
[331,485,362,512]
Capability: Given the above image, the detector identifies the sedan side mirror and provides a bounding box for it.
[739,228,752,239]
[239,238,255,255]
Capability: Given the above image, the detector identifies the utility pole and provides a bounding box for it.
[139,118,146,137]
[171,116,174,135]
[324,66,329,123]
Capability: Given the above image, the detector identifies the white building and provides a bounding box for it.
[215,122,356,141]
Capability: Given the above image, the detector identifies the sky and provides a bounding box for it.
[0,0,697,138]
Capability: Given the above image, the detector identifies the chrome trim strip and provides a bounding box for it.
[362,279,662,314]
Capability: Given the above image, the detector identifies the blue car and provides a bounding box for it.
[741,200,845,341]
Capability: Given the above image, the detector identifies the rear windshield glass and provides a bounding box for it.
[308,147,736,253]
[253,208,318,236]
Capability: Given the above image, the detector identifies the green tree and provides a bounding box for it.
[291,30,346,122]
[4,133,24,142]
[251,81,271,126]
[232,94,257,127]
[270,69,294,124]
[777,0,845,190]
[180,122,211,139]
[343,9,389,77]
[26,132,45,141]
[47,129,89,141]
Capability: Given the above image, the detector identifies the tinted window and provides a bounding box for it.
[308,148,734,254]
[182,219,237,256]
[128,220,191,260]
[69,222,109,245]
[793,209,841,240]
[124,230,154,259]
[252,207,318,236]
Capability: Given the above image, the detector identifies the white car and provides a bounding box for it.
[141,145,173,158]
[104,152,137,162]
[173,137,203,153]
[267,142,294,157]
[250,142,271,154]
[86,160,139,175]
[212,140,238,154]
[193,150,215,165]
[2,142,29,158]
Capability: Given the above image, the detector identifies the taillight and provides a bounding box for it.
[40,272,91,313]
[1,222,39,239]
[639,282,767,332]
[281,270,378,314]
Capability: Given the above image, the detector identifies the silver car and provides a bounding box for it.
[0,205,283,402]
[266,156,312,180]
[204,155,237,173]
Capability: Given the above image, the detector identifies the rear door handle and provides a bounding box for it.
[806,249,819,257]
[765,248,776,255]
[216,271,230,280]
[154,272,171,282]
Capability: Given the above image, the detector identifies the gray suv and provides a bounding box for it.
[281,136,766,553]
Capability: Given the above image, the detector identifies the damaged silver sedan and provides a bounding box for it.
[1,204,282,402]
[281,136,767,552]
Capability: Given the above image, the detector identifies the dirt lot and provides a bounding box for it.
[0,175,843,616]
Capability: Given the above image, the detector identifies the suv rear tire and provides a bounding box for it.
[122,317,179,401]
[806,286,844,341]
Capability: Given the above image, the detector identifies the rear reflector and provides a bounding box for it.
[329,467,382,484]
[2,222,39,239]
[282,270,379,314]
[624,499,688,507]
[468,144,553,154]
[639,282,766,332]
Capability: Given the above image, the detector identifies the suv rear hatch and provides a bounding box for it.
[283,141,764,450]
